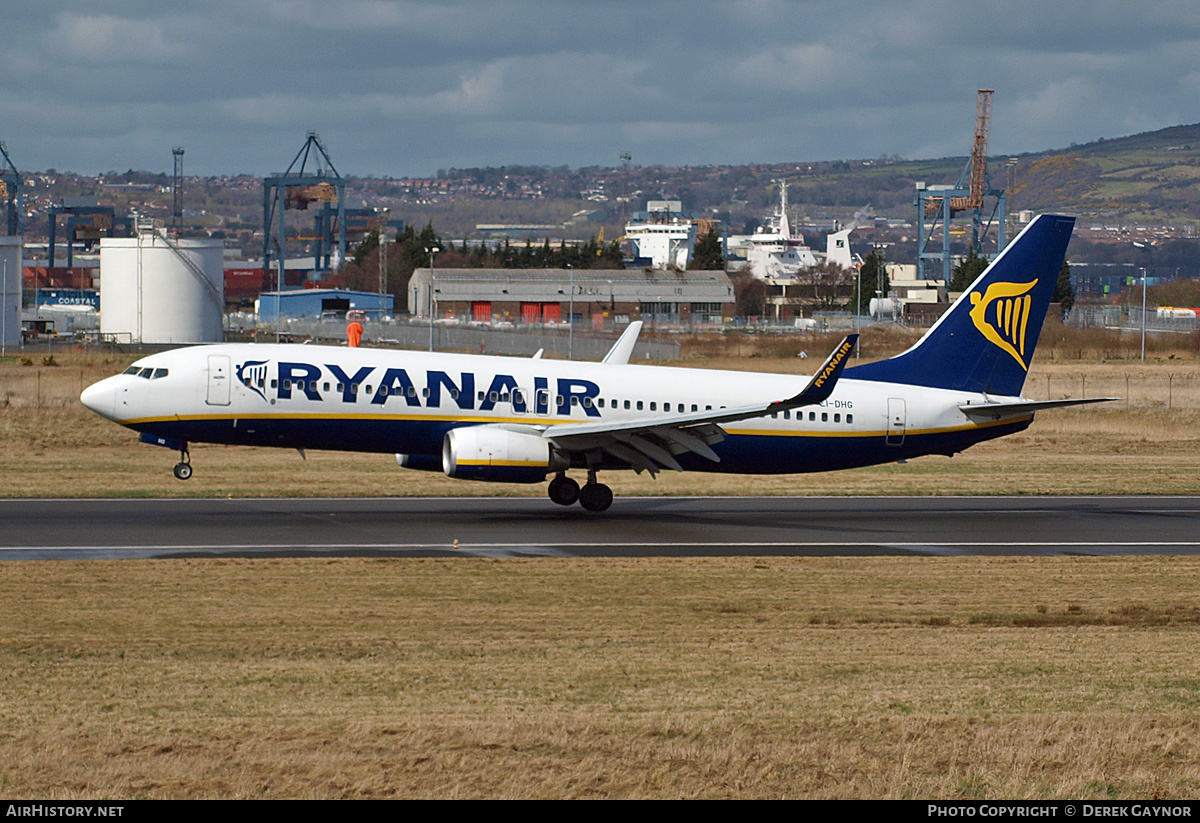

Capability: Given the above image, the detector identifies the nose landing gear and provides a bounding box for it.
[173,446,192,481]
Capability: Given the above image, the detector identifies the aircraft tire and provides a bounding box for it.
[578,483,613,513]
[548,475,580,506]
[173,462,193,481]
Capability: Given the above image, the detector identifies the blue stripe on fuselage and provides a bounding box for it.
[129,414,1030,475]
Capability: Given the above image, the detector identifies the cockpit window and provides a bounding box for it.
[123,366,141,375]
[138,368,154,379]
[152,368,168,379]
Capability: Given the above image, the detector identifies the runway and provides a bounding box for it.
[2,496,1199,560]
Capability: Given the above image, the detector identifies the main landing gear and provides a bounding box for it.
[547,471,613,513]
[173,446,192,481]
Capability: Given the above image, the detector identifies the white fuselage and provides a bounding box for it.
[81,342,1029,476]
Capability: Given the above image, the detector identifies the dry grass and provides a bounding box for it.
[3,556,1200,798]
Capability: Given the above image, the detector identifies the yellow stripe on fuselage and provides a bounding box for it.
[120,411,1033,439]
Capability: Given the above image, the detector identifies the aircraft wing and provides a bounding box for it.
[541,334,858,474]
[958,397,1116,420]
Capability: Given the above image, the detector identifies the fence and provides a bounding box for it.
[255,319,682,361]
[1029,372,1200,409]
[3,367,94,409]
[1068,306,1200,334]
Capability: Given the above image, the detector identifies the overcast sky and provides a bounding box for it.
[3,1,1198,177]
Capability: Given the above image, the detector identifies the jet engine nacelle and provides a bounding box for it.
[395,453,443,472]
[442,426,569,483]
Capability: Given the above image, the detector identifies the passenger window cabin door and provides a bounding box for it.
[206,355,231,406]
[886,397,906,446]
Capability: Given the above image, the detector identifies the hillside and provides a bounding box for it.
[366,123,1200,234]
[18,123,1200,266]
[1009,124,1200,222]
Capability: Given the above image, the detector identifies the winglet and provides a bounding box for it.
[772,334,857,410]
[601,321,643,364]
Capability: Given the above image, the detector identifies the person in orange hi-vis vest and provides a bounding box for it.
[347,321,363,348]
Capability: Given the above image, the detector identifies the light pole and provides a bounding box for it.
[377,209,389,313]
[2,256,7,358]
[567,265,575,360]
[1141,266,1147,362]
[854,262,861,359]
[608,279,615,330]
[426,245,440,352]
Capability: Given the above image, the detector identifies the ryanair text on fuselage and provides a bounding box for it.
[256,359,604,417]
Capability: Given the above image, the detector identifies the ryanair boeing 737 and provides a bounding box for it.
[80,214,1104,511]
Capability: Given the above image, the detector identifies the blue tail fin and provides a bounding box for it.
[846,214,1074,396]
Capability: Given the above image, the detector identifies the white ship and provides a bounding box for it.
[728,182,859,281]
[623,200,697,269]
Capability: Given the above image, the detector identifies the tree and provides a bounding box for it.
[690,227,725,270]
[951,247,988,292]
[796,261,856,311]
[382,223,443,311]
[854,248,888,314]
[351,230,379,268]
[729,268,765,317]
[599,239,625,267]
[1053,260,1076,317]
[1149,276,1200,307]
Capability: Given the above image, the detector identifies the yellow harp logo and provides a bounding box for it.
[968,279,1038,370]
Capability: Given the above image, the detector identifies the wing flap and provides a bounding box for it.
[652,426,721,463]
[602,441,660,475]
[614,432,684,472]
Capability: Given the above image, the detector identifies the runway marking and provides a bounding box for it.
[6,541,1200,553]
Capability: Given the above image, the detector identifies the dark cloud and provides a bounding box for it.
[1,0,1197,175]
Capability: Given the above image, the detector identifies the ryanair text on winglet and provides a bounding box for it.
[812,338,855,389]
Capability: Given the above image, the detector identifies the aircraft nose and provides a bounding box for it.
[80,377,119,420]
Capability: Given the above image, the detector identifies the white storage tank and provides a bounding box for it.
[0,237,20,349]
[99,228,224,344]
[870,296,903,321]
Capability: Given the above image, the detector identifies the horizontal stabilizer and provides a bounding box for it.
[959,397,1116,420]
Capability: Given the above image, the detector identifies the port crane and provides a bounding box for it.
[915,89,1008,280]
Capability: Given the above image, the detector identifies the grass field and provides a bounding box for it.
[4,556,1200,799]
[2,339,1200,798]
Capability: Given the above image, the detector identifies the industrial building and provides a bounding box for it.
[256,288,394,323]
[408,267,734,328]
